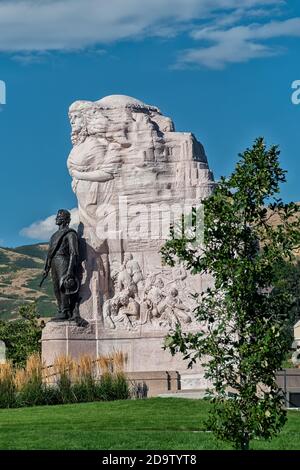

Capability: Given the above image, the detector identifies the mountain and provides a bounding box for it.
[0,244,55,320]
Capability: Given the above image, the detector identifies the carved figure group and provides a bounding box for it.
[103,253,193,331]
[103,286,140,330]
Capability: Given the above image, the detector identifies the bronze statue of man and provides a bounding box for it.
[40,209,85,324]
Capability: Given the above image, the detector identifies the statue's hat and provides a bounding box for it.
[60,275,79,295]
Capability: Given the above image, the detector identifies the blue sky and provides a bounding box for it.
[0,0,300,247]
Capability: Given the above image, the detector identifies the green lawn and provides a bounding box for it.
[0,398,299,450]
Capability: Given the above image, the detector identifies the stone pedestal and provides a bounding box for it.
[42,320,204,374]
[294,320,300,346]
[42,320,207,394]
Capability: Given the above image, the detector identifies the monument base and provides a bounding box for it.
[41,321,207,394]
[294,320,300,347]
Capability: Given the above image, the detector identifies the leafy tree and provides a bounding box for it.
[161,138,300,450]
[0,303,43,367]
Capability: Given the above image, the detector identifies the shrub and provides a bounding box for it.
[0,303,43,367]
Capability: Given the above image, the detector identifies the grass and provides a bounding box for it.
[0,398,299,450]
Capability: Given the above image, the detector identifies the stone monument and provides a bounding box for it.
[0,340,6,364]
[42,94,215,386]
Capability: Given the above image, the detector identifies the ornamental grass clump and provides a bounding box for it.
[53,355,76,403]
[96,352,129,401]
[0,362,16,407]
[72,355,97,402]
[0,351,130,408]
[15,353,45,406]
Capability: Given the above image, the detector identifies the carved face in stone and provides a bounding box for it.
[170,288,178,298]
[70,111,85,134]
[86,108,108,135]
[124,253,133,265]
[119,293,130,306]
[127,286,136,298]
[69,102,96,145]
[155,278,164,289]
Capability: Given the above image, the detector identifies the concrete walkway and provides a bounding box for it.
[158,390,208,399]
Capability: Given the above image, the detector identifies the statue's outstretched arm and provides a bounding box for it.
[69,168,114,182]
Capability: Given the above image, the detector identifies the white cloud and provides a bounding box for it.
[20,208,79,241]
[11,51,51,65]
[179,16,300,69]
[0,0,282,53]
[0,1,297,69]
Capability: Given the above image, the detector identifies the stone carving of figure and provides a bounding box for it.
[163,266,190,303]
[142,277,167,323]
[117,289,140,329]
[40,209,87,326]
[159,288,191,328]
[116,253,143,297]
[103,287,140,330]
[124,253,143,285]
[291,344,300,367]
[166,266,188,288]
[104,265,194,330]
[143,273,157,293]
[103,295,120,329]
[145,277,166,307]
[116,264,132,292]
[67,102,122,244]
[67,103,123,315]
